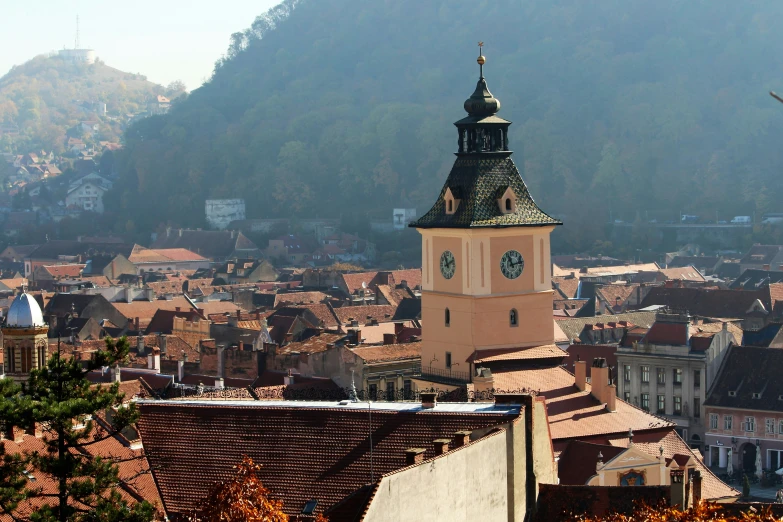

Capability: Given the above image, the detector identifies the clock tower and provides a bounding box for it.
[410,48,562,383]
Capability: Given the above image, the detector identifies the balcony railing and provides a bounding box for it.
[417,365,471,385]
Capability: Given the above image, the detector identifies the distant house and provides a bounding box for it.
[267,234,313,264]
[80,120,99,133]
[215,259,278,284]
[127,245,210,274]
[151,228,261,261]
[65,172,112,213]
[739,244,783,273]
[149,94,170,115]
[67,137,86,153]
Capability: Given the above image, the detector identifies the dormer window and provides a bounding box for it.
[444,187,461,215]
[752,392,761,399]
[728,391,737,397]
[496,186,516,214]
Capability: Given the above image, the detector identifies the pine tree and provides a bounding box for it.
[0,336,158,522]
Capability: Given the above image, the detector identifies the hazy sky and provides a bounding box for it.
[0,0,280,90]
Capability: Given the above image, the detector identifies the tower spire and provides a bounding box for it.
[477,41,485,78]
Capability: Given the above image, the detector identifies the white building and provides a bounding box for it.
[58,48,96,65]
[392,207,416,230]
[65,172,112,213]
[205,199,245,230]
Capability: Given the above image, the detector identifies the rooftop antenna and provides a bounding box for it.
[75,15,81,49]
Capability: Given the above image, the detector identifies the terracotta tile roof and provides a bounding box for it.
[467,344,564,364]
[341,271,378,295]
[387,269,422,290]
[0,277,27,290]
[145,280,184,295]
[740,244,783,265]
[563,344,619,378]
[273,291,330,308]
[640,286,770,319]
[81,275,112,287]
[113,297,239,327]
[144,309,203,334]
[41,264,85,277]
[658,266,706,282]
[492,366,673,440]
[288,304,340,328]
[276,333,347,355]
[596,284,638,309]
[350,342,421,363]
[333,305,397,325]
[137,401,519,517]
[152,248,206,262]
[557,312,658,344]
[552,276,581,298]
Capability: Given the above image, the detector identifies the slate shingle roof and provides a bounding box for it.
[410,156,561,228]
[704,345,783,412]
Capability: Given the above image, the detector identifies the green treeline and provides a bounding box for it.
[113,0,783,252]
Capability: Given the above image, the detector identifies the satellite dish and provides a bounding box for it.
[361,282,367,289]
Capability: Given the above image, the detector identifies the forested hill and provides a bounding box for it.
[0,55,174,154]
[114,0,783,246]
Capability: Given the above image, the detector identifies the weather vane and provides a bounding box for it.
[477,41,486,77]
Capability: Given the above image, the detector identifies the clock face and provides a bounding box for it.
[500,250,524,279]
[440,250,456,279]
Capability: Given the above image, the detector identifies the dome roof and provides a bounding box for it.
[6,292,46,328]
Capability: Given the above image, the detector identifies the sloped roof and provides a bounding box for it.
[150,229,259,259]
[704,345,783,412]
[467,344,563,364]
[556,311,658,343]
[739,244,783,265]
[351,342,421,363]
[639,287,769,319]
[137,401,520,518]
[333,305,397,325]
[410,156,561,228]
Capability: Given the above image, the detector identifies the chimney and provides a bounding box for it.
[452,430,472,448]
[670,470,686,508]
[575,359,587,391]
[383,333,396,345]
[112,364,121,383]
[217,345,225,378]
[433,439,450,456]
[404,448,426,466]
[177,360,184,382]
[26,421,43,439]
[147,347,161,372]
[134,317,140,332]
[137,335,145,356]
[691,470,702,507]
[159,334,167,356]
[215,378,224,389]
[394,321,404,335]
[606,383,617,412]
[178,228,183,237]
[283,370,295,385]
[590,358,609,405]
[420,392,437,409]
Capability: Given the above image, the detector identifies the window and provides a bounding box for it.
[6,346,15,372]
[710,414,718,430]
[510,309,518,327]
[657,367,666,385]
[623,392,630,402]
[445,352,452,370]
[745,416,756,432]
[673,368,683,384]
[779,420,783,436]
[641,393,649,411]
[693,370,701,389]
[624,365,631,383]
[386,381,395,401]
[657,395,666,414]
[673,396,682,415]
[771,449,783,472]
[403,380,412,400]
[505,198,512,211]
[641,366,650,383]
[368,383,378,401]
[693,398,700,418]
[448,200,453,212]
[724,415,733,430]
[445,308,450,327]
[767,418,775,434]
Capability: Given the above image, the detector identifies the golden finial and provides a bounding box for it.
[477,41,486,65]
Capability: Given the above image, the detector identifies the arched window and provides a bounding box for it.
[445,308,450,327]
[448,200,453,212]
[505,198,512,211]
[510,309,518,327]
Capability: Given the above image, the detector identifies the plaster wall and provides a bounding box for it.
[363,430,515,522]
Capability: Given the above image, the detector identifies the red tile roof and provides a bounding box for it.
[137,402,519,517]
[41,264,85,277]
[467,344,564,364]
[350,342,421,363]
[333,305,397,325]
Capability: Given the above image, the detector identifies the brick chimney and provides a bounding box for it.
[420,392,437,409]
[606,383,617,412]
[452,430,472,448]
[404,448,426,466]
[134,317,140,332]
[433,439,450,456]
[591,358,609,405]
[575,359,587,391]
